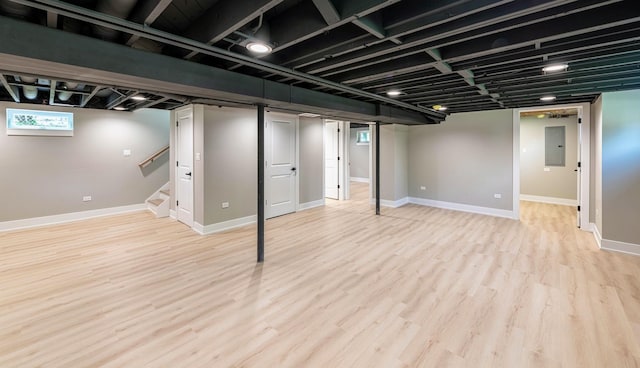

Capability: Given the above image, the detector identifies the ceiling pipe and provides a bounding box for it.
[23,85,37,99]
[57,81,78,101]
[7,0,446,121]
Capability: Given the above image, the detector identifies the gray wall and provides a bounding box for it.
[349,127,370,180]
[202,106,257,225]
[520,115,578,200]
[371,124,408,202]
[394,125,409,200]
[299,117,324,204]
[0,102,170,222]
[601,90,640,244]
[408,109,513,210]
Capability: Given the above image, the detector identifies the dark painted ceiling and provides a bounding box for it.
[1,0,640,119]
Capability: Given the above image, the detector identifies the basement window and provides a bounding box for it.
[356,129,370,145]
[6,108,74,136]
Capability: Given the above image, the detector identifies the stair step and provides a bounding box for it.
[159,189,170,196]
[147,198,164,207]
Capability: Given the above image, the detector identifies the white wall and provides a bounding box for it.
[0,102,170,223]
[520,115,578,201]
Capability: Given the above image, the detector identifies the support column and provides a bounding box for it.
[375,121,380,216]
[257,104,265,262]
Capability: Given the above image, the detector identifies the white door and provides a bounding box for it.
[266,113,297,218]
[176,109,194,227]
[325,121,339,199]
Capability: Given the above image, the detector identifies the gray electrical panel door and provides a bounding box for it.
[545,126,566,166]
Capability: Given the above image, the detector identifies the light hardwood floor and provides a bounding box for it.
[1,182,639,367]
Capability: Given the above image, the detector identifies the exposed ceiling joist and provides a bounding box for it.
[311,0,340,25]
[125,0,173,46]
[0,74,20,102]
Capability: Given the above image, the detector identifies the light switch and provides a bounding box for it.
[123,149,131,157]
[195,152,201,161]
[544,167,551,172]
[222,202,229,209]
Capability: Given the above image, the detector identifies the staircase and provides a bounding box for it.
[147,183,170,218]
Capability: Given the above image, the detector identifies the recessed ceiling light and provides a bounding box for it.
[432,105,447,111]
[540,95,557,101]
[542,64,568,73]
[299,113,321,117]
[537,114,546,118]
[114,106,126,111]
[246,42,272,54]
[131,95,147,101]
[387,90,402,97]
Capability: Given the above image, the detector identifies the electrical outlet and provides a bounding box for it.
[420,186,426,190]
[222,202,229,209]
[493,193,502,199]
[544,167,551,172]
[83,196,92,202]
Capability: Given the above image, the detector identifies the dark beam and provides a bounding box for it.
[257,104,265,263]
[0,74,20,102]
[183,0,284,59]
[126,0,172,46]
[80,85,102,107]
[441,1,640,62]
[312,0,340,25]
[46,11,57,28]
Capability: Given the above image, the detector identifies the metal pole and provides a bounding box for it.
[257,104,265,262]
[375,121,381,216]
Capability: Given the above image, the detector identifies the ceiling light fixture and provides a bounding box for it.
[542,64,568,73]
[246,42,272,54]
[432,105,447,111]
[537,114,546,119]
[114,106,126,111]
[387,90,402,97]
[131,95,147,101]
[540,95,557,101]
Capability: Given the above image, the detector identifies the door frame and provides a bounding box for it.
[265,111,300,218]
[174,106,194,227]
[323,119,351,200]
[513,102,591,229]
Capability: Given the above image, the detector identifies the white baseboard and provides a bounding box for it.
[591,223,602,248]
[169,209,177,219]
[0,204,147,232]
[195,215,257,235]
[408,197,517,220]
[370,197,409,208]
[520,194,577,206]
[298,199,325,211]
[601,238,640,256]
[350,177,370,183]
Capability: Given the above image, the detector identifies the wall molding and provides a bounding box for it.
[520,194,578,206]
[371,197,409,208]
[0,204,147,232]
[169,209,177,219]
[298,199,325,211]
[195,215,257,235]
[408,197,517,220]
[601,238,640,256]
[591,223,602,248]
[350,177,370,183]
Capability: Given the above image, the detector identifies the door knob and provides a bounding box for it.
[185,172,192,176]
[291,167,297,171]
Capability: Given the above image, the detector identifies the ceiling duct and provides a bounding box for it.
[57,82,78,101]
[22,85,37,99]
[93,0,137,41]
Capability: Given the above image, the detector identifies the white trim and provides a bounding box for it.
[591,223,602,248]
[520,194,577,206]
[350,177,370,183]
[169,209,177,219]
[195,215,257,235]
[513,109,520,221]
[408,197,517,220]
[0,204,146,232]
[298,199,325,211]
[601,238,640,256]
[371,197,409,208]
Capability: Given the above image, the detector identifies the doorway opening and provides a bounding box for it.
[514,103,590,229]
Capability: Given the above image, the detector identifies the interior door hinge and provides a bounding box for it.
[578,118,582,124]
[176,161,179,167]
[176,200,179,206]
[337,156,340,160]
[577,205,581,212]
[578,161,581,168]
[176,121,179,127]
[338,185,340,189]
